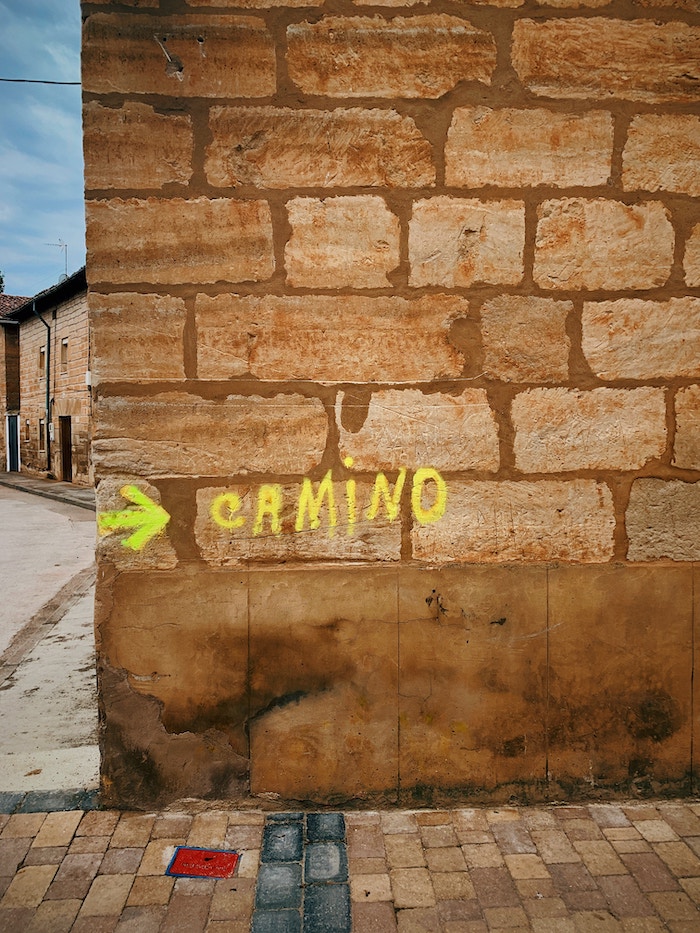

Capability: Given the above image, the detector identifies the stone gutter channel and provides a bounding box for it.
[252,811,351,933]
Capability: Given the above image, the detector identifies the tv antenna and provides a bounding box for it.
[47,239,68,281]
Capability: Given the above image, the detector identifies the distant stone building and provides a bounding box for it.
[0,268,91,485]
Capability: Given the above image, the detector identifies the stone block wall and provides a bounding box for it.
[82,0,700,808]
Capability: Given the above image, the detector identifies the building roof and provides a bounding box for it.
[0,294,29,319]
[2,267,87,324]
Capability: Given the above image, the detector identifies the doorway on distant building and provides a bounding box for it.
[59,416,73,482]
[6,415,20,472]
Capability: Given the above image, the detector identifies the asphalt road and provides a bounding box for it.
[0,485,98,793]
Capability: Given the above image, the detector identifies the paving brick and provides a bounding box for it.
[348,826,386,860]
[304,883,351,933]
[647,891,700,921]
[1,814,46,839]
[225,825,264,850]
[1,864,57,907]
[385,835,425,869]
[151,815,193,841]
[573,841,628,876]
[619,853,680,892]
[0,838,32,875]
[491,821,537,855]
[99,848,143,875]
[126,876,175,906]
[523,895,568,919]
[350,873,392,902]
[159,893,212,931]
[80,875,134,916]
[77,813,120,838]
[420,825,458,848]
[589,807,631,829]
[115,905,167,932]
[483,905,529,928]
[437,898,482,922]
[252,909,301,933]
[652,842,700,878]
[469,866,521,908]
[505,854,551,879]
[206,106,435,189]
[307,813,346,842]
[23,846,67,866]
[137,841,177,877]
[462,843,505,869]
[32,812,82,849]
[599,875,655,918]
[634,821,680,843]
[424,847,466,872]
[261,823,303,863]
[349,858,387,875]
[658,806,700,838]
[45,854,103,900]
[352,901,398,932]
[381,813,419,835]
[395,906,441,931]
[70,837,111,855]
[286,15,496,98]
[531,829,581,864]
[25,898,81,933]
[255,863,302,909]
[430,871,476,900]
[209,878,255,921]
[305,842,348,883]
[110,815,155,849]
[390,868,436,908]
[561,820,604,842]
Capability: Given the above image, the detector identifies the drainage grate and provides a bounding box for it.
[252,812,351,933]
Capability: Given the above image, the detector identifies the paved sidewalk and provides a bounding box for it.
[1,800,700,931]
[0,472,95,512]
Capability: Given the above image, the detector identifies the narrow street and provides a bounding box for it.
[0,480,98,799]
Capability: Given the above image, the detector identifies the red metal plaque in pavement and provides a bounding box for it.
[166,846,240,878]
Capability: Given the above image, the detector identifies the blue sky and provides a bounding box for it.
[0,0,85,299]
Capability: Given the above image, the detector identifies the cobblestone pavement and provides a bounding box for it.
[1,800,700,931]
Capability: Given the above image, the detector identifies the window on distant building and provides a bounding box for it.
[25,420,30,442]
[39,420,46,452]
[39,346,46,377]
[61,338,69,373]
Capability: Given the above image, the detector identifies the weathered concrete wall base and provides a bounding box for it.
[96,562,697,810]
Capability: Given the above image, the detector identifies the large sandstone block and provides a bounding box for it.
[83,102,193,190]
[82,14,276,98]
[398,566,547,791]
[195,294,467,383]
[195,479,401,564]
[684,224,700,287]
[627,480,700,560]
[205,107,435,189]
[285,196,400,288]
[548,565,693,786]
[622,115,700,197]
[96,476,177,570]
[673,386,700,470]
[412,480,615,563]
[512,387,667,472]
[286,15,497,98]
[248,568,399,799]
[93,393,327,477]
[445,108,612,188]
[409,198,525,287]
[480,296,571,383]
[534,199,673,291]
[336,388,499,472]
[512,18,700,103]
[582,298,700,379]
[86,198,274,286]
[90,293,186,383]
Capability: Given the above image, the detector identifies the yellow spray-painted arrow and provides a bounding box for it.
[97,485,170,551]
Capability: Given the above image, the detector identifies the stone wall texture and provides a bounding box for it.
[82,0,700,808]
